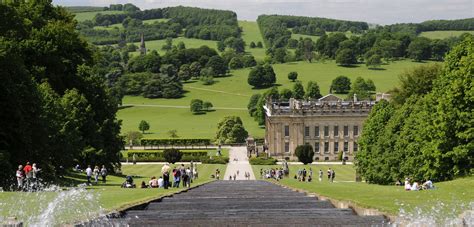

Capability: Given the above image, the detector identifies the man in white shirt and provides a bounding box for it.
[86,165,92,185]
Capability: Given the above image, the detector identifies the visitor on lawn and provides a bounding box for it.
[422,179,434,190]
[122,175,136,188]
[327,168,332,181]
[161,163,170,189]
[93,166,100,184]
[158,176,164,188]
[215,169,220,180]
[141,181,148,188]
[86,165,93,185]
[404,178,411,191]
[16,165,24,190]
[149,176,158,188]
[185,167,192,186]
[411,181,420,191]
[31,163,41,189]
[23,162,32,187]
[173,168,181,188]
[182,171,190,188]
[319,169,323,182]
[331,170,336,182]
[100,165,107,183]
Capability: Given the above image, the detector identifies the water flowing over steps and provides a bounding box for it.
[91,181,387,226]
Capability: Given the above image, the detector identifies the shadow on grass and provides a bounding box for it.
[338,64,360,68]
[251,84,282,90]
[183,80,197,84]
[368,67,386,71]
[118,105,134,110]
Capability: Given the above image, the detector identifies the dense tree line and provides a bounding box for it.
[381,18,474,35]
[0,1,123,187]
[355,37,473,184]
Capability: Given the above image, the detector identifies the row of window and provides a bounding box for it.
[284,141,358,153]
[284,125,359,137]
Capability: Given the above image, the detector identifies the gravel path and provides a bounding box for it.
[224,146,256,180]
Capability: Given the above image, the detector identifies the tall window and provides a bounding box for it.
[305,126,310,137]
[315,126,320,137]
[284,142,290,153]
[354,125,359,136]
[324,142,329,153]
[354,142,358,152]
[334,126,339,137]
[334,142,339,153]
[344,141,349,152]
[315,142,320,153]
[284,125,289,137]
[324,126,329,137]
[344,125,349,137]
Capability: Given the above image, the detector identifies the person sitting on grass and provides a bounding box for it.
[422,179,434,190]
[141,181,148,188]
[404,178,411,191]
[121,175,136,188]
[411,181,420,191]
[149,176,158,188]
[158,176,164,188]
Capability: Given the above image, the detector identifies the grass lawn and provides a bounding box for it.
[118,60,431,139]
[93,19,170,31]
[0,164,225,225]
[252,164,474,222]
[129,37,218,56]
[239,20,266,61]
[74,10,124,22]
[120,148,230,159]
[419,30,474,39]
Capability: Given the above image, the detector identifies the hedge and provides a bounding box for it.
[201,156,229,164]
[141,138,212,146]
[126,150,208,162]
[249,157,277,165]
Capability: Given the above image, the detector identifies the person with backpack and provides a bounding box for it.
[100,165,107,183]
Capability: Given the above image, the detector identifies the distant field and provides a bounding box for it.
[118,60,431,139]
[419,30,474,39]
[291,33,320,41]
[94,18,170,31]
[74,10,123,22]
[129,37,218,56]
[239,20,266,61]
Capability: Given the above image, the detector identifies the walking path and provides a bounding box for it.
[186,86,251,97]
[224,146,256,180]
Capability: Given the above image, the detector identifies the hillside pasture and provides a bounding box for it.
[129,37,218,56]
[74,10,124,22]
[419,30,474,39]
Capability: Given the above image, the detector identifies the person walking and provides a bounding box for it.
[162,163,170,189]
[93,166,100,184]
[331,170,336,182]
[185,167,192,187]
[215,169,220,180]
[318,169,323,182]
[327,168,332,181]
[16,165,24,191]
[86,165,92,185]
[100,165,107,183]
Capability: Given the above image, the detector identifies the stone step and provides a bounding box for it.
[146,200,334,210]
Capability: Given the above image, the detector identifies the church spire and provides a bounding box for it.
[139,33,146,55]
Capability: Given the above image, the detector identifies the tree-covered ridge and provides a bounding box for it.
[0,1,123,187]
[355,37,473,184]
[382,18,474,35]
[257,14,368,48]
[77,6,241,45]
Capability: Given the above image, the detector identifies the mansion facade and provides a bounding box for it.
[264,94,378,161]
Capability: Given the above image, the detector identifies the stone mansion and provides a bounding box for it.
[264,94,386,161]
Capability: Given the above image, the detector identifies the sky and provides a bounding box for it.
[53,0,473,25]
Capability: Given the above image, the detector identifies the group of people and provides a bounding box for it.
[15,161,41,191]
[123,163,198,189]
[295,168,313,182]
[84,165,108,185]
[228,170,252,180]
[260,168,285,180]
[402,178,434,191]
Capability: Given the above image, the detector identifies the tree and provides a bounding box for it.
[247,94,262,117]
[189,62,202,78]
[206,55,227,76]
[249,41,256,48]
[288,71,298,82]
[161,38,173,51]
[295,145,314,164]
[273,48,287,63]
[225,37,246,53]
[178,64,192,82]
[292,81,305,99]
[407,37,432,61]
[229,57,244,69]
[190,99,203,114]
[125,131,143,146]
[330,76,351,94]
[215,116,249,144]
[280,88,293,100]
[163,149,183,164]
[257,41,263,48]
[203,101,213,111]
[217,40,225,52]
[336,48,357,66]
[431,39,449,61]
[176,41,186,50]
[305,81,322,99]
[366,54,382,69]
[242,55,257,67]
[247,64,276,88]
[139,120,150,133]
[167,130,179,138]
[348,77,376,100]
